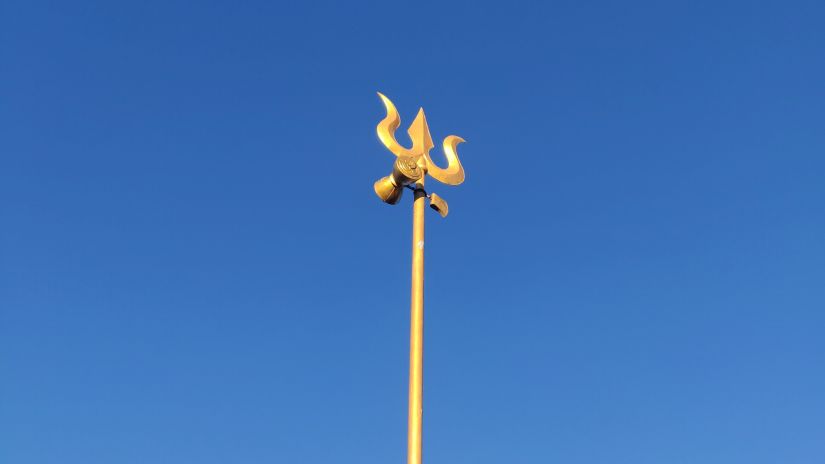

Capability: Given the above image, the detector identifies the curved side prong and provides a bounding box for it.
[424,135,465,185]
[376,92,414,157]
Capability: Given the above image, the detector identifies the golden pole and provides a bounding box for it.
[372,92,466,464]
[407,182,426,464]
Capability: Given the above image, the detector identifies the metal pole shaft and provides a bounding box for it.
[407,185,426,464]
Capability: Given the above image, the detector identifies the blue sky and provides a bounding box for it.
[2,1,824,463]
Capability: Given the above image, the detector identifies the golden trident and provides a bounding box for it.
[372,92,465,464]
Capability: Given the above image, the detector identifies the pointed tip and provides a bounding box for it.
[412,108,429,126]
[408,108,434,152]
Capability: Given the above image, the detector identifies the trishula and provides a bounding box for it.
[372,92,466,464]
[374,92,465,192]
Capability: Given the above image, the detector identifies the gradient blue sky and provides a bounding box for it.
[2,1,824,463]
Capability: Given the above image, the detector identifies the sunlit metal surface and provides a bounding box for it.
[372,92,466,464]
[376,92,465,185]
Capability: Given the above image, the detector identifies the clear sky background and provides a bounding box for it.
[2,1,824,463]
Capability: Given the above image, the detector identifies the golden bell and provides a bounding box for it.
[374,156,423,204]
[373,176,404,204]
